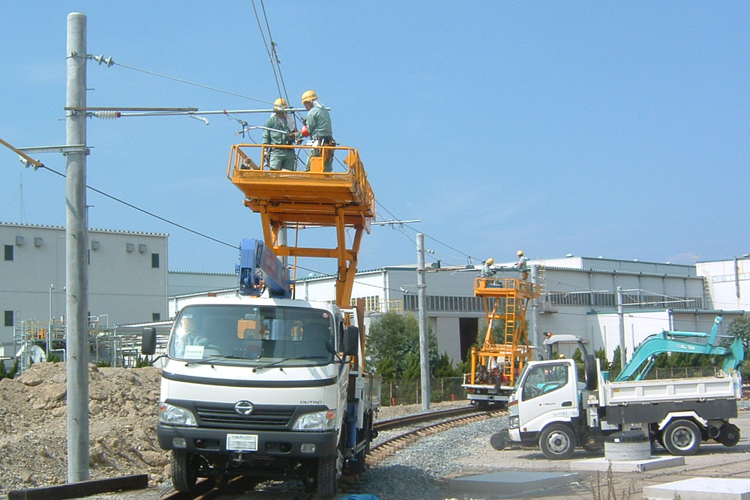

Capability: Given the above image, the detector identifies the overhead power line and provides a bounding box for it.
[37,163,236,249]
[89,54,271,104]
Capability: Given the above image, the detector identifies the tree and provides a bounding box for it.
[728,314,750,348]
[727,314,750,378]
[609,346,622,380]
[366,311,445,380]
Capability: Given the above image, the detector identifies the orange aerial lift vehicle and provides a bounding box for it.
[144,141,379,497]
[462,270,540,408]
[227,142,375,308]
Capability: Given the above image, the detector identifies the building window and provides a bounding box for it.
[4,245,13,261]
[4,311,13,327]
[151,253,160,268]
[403,293,483,312]
[152,313,161,321]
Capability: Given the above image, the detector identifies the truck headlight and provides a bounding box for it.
[292,410,336,431]
[159,402,198,427]
[509,416,519,429]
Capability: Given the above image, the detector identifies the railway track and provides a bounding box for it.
[151,405,502,500]
[368,406,505,466]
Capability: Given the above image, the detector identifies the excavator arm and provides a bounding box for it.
[615,316,744,382]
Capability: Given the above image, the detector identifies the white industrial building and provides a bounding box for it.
[0,222,169,357]
[171,256,749,365]
[2,220,748,367]
[291,256,747,363]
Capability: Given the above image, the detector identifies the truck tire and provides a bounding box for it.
[719,423,741,447]
[171,450,198,492]
[316,452,342,498]
[662,419,700,456]
[539,424,576,460]
[490,431,507,451]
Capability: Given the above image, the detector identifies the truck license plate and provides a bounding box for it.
[227,434,258,451]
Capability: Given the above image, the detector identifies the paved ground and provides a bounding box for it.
[449,409,750,499]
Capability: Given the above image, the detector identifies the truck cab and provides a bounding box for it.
[508,359,581,457]
[143,296,380,498]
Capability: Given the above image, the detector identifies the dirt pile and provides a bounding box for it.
[0,362,168,494]
[0,362,450,495]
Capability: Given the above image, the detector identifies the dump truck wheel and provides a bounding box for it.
[540,424,576,460]
[662,419,700,456]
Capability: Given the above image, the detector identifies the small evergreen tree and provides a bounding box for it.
[727,314,750,379]
[609,346,623,379]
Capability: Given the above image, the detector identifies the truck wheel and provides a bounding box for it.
[539,424,576,460]
[662,419,700,456]
[719,423,741,447]
[171,450,198,492]
[490,431,507,451]
[316,452,342,498]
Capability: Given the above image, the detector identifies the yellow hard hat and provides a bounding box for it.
[486,258,494,266]
[301,90,318,103]
[517,250,524,256]
[273,98,288,111]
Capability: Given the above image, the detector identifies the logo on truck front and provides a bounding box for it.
[235,400,254,416]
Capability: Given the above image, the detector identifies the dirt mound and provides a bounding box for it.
[0,362,450,495]
[0,362,168,494]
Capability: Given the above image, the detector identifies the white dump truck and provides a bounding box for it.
[493,317,744,459]
[142,240,381,497]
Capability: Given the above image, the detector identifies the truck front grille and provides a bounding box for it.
[195,404,295,429]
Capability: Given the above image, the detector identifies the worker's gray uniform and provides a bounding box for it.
[305,103,334,172]
[262,113,296,171]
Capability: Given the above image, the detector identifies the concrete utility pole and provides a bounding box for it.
[616,286,626,369]
[416,234,430,410]
[66,12,90,483]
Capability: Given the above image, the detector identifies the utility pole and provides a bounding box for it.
[616,286,626,369]
[66,12,90,483]
[416,233,430,410]
[48,284,54,356]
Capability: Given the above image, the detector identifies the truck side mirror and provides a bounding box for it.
[142,327,157,355]
[343,326,359,357]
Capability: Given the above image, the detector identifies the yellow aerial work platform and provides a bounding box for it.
[469,277,540,387]
[227,143,375,307]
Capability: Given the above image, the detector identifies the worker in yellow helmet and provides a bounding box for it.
[262,98,298,171]
[480,257,496,278]
[515,250,529,280]
[301,90,335,172]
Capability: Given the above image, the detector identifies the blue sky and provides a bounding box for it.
[1,2,748,276]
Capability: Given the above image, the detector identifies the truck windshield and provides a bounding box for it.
[169,304,334,366]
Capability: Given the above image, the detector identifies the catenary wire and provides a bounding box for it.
[38,164,236,249]
[109,61,271,105]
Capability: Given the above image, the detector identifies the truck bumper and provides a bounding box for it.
[508,427,539,447]
[157,424,339,458]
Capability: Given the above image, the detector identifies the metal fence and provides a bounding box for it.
[380,377,467,406]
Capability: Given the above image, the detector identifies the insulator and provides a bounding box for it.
[93,111,121,119]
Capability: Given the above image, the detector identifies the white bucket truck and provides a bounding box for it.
[142,240,380,497]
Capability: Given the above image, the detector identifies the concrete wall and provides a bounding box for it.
[0,223,168,350]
